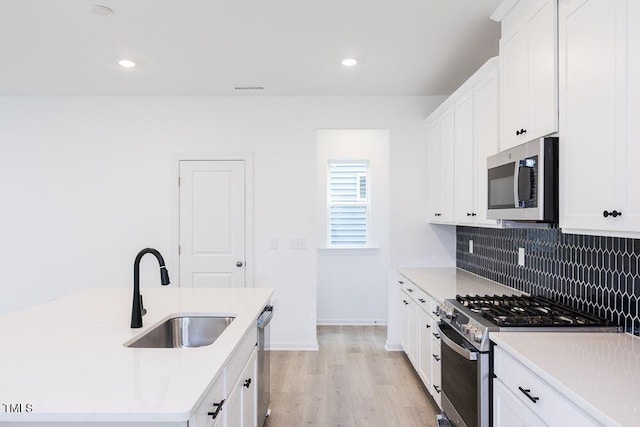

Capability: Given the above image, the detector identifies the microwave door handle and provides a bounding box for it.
[513,162,520,207]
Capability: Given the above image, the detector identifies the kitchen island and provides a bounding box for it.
[0,287,273,426]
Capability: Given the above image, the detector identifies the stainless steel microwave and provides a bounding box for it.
[487,137,558,222]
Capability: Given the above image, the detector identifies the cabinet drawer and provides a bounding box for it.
[227,324,258,387]
[191,374,225,427]
[398,278,419,300]
[493,346,599,426]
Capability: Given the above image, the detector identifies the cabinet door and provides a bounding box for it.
[439,105,456,223]
[399,292,410,352]
[427,116,442,221]
[499,27,528,150]
[241,350,258,427]
[526,0,558,140]
[226,379,243,427]
[621,0,640,233]
[454,90,476,224]
[493,379,546,427]
[559,0,618,232]
[417,309,433,389]
[408,301,419,366]
[473,65,500,227]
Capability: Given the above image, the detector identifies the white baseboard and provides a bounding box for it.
[269,342,320,351]
[385,341,403,352]
[316,319,387,326]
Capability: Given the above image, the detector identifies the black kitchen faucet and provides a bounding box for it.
[131,248,170,328]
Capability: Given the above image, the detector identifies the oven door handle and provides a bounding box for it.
[437,324,478,361]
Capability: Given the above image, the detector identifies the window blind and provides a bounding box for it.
[328,162,368,246]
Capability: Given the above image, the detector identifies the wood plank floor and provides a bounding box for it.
[264,325,440,427]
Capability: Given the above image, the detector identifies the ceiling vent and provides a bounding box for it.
[234,86,265,91]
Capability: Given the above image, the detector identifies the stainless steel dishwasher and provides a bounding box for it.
[257,305,274,427]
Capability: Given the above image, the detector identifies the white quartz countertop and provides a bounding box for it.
[0,287,273,423]
[491,332,640,427]
[397,267,524,302]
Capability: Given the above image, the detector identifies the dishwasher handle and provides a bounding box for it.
[257,305,274,329]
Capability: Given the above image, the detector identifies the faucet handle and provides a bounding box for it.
[140,294,147,316]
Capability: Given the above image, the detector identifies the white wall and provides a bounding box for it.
[0,95,454,350]
[316,130,389,325]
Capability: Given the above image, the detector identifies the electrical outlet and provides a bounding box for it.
[518,247,525,266]
[289,238,306,250]
[469,240,474,254]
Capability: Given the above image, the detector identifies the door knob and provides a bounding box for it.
[236,261,244,267]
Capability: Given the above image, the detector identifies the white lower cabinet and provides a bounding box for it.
[494,379,546,427]
[397,277,442,409]
[493,345,600,427]
[192,374,225,427]
[190,327,258,427]
[430,317,442,406]
[227,349,257,427]
[417,308,433,390]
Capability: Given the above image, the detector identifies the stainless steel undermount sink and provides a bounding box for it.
[125,316,235,348]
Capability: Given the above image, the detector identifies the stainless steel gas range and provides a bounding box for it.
[435,295,620,427]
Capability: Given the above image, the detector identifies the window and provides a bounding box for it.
[328,161,369,246]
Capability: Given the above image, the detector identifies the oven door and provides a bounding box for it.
[438,323,489,427]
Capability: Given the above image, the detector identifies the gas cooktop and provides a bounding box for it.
[439,294,620,352]
[454,294,613,327]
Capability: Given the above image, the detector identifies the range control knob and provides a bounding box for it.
[442,307,454,319]
[460,324,469,334]
[469,327,483,343]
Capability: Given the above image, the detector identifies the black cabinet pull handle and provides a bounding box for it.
[398,280,404,284]
[603,210,623,218]
[432,333,440,339]
[418,298,426,303]
[433,385,441,394]
[426,324,431,329]
[518,387,540,403]
[244,378,252,388]
[403,300,409,305]
[467,212,472,216]
[207,399,225,419]
[406,288,413,293]
[432,311,439,316]
[516,130,520,136]
[432,354,441,362]
[472,213,477,217]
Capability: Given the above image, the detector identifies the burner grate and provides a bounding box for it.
[455,295,612,327]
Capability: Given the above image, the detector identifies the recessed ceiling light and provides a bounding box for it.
[118,59,136,69]
[89,5,114,16]
[341,58,358,67]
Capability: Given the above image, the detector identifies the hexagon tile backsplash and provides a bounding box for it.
[456,226,640,335]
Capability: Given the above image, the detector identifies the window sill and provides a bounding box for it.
[318,247,381,256]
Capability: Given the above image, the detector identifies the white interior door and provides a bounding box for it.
[179,160,246,287]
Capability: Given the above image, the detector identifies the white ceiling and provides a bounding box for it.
[0,0,501,96]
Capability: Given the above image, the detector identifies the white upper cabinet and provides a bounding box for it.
[493,0,558,150]
[454,89,476,225]
[559,0,640,236]
[427,105,455,224]
[473,65,500,227]
[427,58,500,227]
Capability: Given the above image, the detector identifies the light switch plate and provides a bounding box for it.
[518,247,525,266]
[289,238,306,250]
[270,238,278,250]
